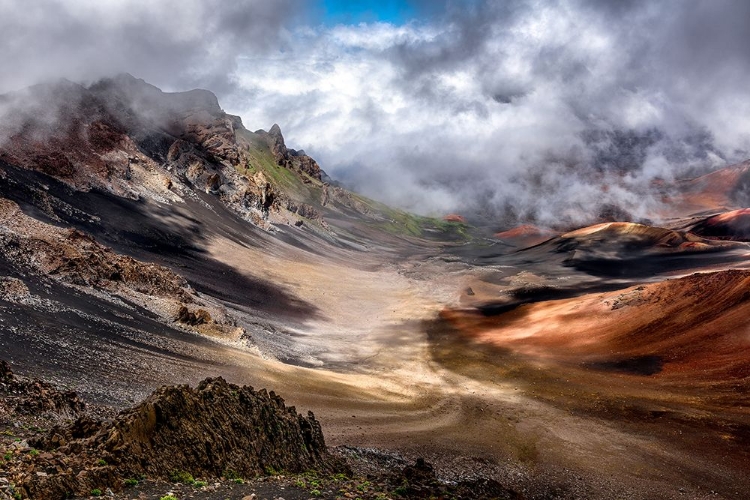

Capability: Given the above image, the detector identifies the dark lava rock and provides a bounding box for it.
[0,360,84,416]
[21,377,342,499]
[387,458,519,500]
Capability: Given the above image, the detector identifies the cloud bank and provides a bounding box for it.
[2,0,750,226]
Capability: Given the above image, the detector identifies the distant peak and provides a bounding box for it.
[269,124,283,137]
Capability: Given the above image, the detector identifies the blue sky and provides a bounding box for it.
[319,0,417,25]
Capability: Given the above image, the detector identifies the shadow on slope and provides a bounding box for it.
[0,161,320,322]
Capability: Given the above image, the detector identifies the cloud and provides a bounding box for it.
[0,0,303,95]
[226,0,750,226]
[2,0,750,226]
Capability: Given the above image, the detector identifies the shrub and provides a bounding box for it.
[222,469,239,480]
[169,470,194,484]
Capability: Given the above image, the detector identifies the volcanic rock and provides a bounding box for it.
[206,172,221,194]
[175,305,212,325]
[21,377,340,499]
[0,360,84,417]
[0,199,190,298]
[257,124,324,181]
[385,458,518,500]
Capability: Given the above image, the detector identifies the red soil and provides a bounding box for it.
[441,269,750,387]
[442,214,467,223]
[494,224,555,248]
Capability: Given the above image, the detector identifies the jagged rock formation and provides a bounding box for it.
[0,360,84,417]
[262,124,323,181]
[14,377,338,499]
[0,74,330,231]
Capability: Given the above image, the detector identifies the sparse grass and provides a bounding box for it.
[96,458,107,466]
[28,449,39,457]
[169,470,194,485]
[222,469,240,480]
[159,496,178,500]
[357,480,371,491]
[123,478,138,487]
[264,465,280,476]
[90,489,102,497]
[193,480,207,488]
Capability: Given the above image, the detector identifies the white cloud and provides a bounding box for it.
[225,1,750,224]
[3,0,750,225]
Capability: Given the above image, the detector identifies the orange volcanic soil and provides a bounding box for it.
[691,208,750,241]
[442,214,467,223]
[441,269,750,389]
[494,224,556,248]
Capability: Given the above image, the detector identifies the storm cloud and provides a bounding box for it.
[2,0,750,226]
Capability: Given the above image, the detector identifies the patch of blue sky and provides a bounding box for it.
[320,0,416,25]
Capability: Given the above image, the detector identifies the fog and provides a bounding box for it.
[2,0,749,226]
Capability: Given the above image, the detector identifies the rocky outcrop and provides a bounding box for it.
[0,360,84,416]
[267,123,288,161]
[0,76,335,236]
[0,199,190,298]
[258,124,324,181]
[175,305,211,325]
[384,458,518,500]
[18,377,338,499]
[205,172,221,194]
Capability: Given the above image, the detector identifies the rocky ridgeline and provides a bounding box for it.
[0,73,328,231]
[265,123,323,181]
[0,364,339,500]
